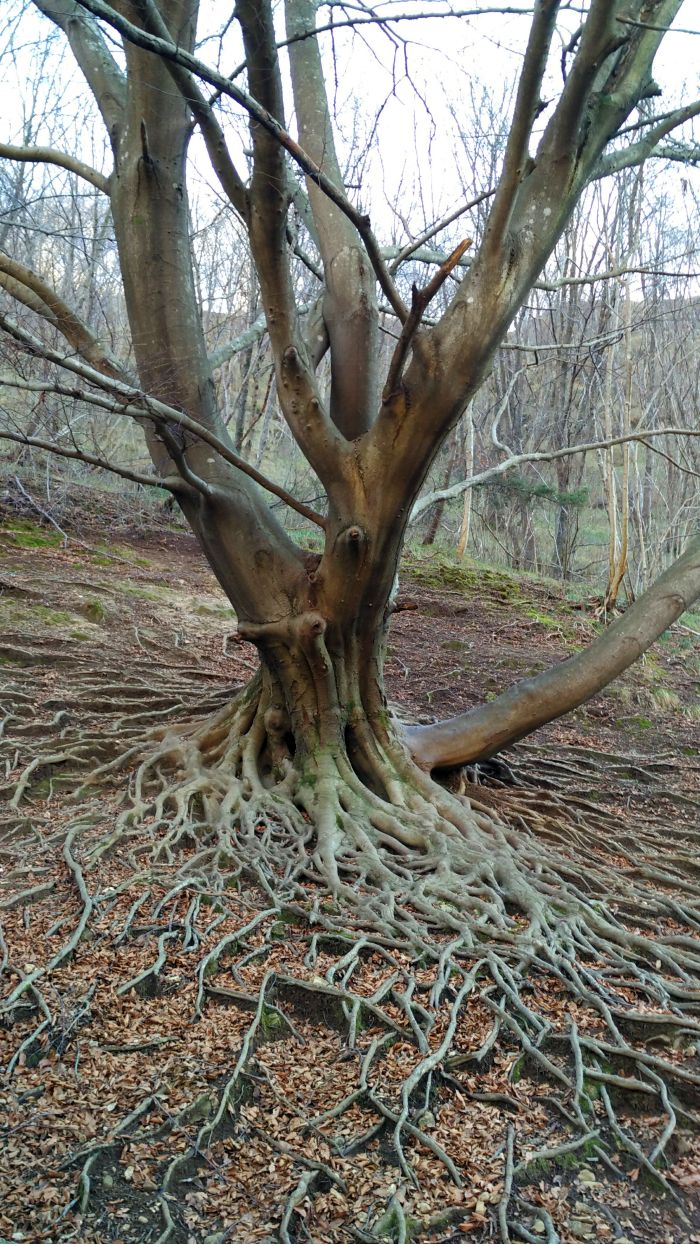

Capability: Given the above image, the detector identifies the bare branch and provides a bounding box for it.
[388,190,495,274]
[410,426,700,522]
[616,15,700,36]
[282,6,564,47]
[32,0,125,137]
[481,0,561,261]
[71,0,407,321]
[0,251,128,379]
[208,301,331,373]
[0,142,110,193]
[383,239,472,403]
[532,262,700,293]
[131,0,247,217]
[0,426,178,491]
[0,326,327,530]
[234,0,352,489]
[406,535,700,769]
[592,97,700,180]
[286,0,380,437]
[208,312,273,372]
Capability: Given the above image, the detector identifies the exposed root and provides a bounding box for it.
[2,683,700,1241]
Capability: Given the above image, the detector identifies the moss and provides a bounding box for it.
[404,549,524,602]
[1,519,63,549]
[354,1008,367,1038]
[0,599,78,629]
[117,583,166,602]
[94,543,152,567]
[194,601,235,617]
[510,1054,526,1084]
[524,607,564,629]
[276,909,302,928]
[83,597,107,624]
[374,1205,422,1239]
[31,777,54,798]
[260,1005,284,1036]
[35,605,76,625]
[581,1077,602,1102]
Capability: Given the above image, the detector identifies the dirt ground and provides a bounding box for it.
[1,503,700,1244]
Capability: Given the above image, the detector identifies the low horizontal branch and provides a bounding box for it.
[406,534,700,770]
[410,426,700,522]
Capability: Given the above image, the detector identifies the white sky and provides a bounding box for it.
[1,2,699,253]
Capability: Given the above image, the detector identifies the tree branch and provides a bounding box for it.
[387,190,495,274]
[285,0,380,437]
[0,142,110,193]
[131,0,247,217]
[235,0,351,490]
[0,251,128,379]
[32,0,126,138]
[71,0,407,322]
[406,534,700,770]
[592,97,700,180]
[0,426,179,492]
[0,330,327,530]
[410,426,700,522]
[383,239,471,403]
[481,0,561,261]
[615,15,700,36]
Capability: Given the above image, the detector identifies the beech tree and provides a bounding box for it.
[2,3,700,980]
[6,6,700,1236]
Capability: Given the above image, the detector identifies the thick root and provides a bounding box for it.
[2,689,700,1242]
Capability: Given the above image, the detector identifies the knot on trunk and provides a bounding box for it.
[237,611,328,649]
[335,524,369,560]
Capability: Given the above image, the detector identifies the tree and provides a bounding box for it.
[3,0,700,1080]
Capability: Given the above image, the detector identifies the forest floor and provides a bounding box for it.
[1,493,700,1244]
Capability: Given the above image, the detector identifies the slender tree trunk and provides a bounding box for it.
[422,434,458,547]
[456,403,475,559]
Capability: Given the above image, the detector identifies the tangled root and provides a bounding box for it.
[2,679,700,1241]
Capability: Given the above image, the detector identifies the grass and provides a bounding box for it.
[0,599,81,629]
[0,518,63,549]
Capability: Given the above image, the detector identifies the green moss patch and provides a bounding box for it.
[1,518,63,549]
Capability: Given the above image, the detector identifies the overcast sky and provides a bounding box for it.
[2,2,699,251]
